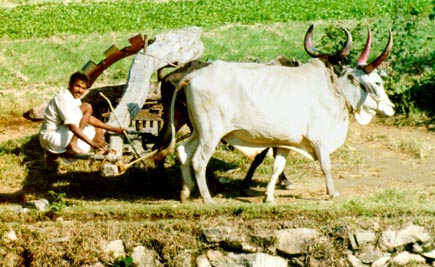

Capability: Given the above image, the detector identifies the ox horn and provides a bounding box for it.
[361,29,393,74]
[304,25,325,58]
[357,27,372,65]
[304,24,352,64]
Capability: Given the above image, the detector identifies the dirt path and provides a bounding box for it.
[233,118,435,203]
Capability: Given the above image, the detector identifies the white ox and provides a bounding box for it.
[159,25,394,203]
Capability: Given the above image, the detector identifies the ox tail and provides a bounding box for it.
[153,78,190,163]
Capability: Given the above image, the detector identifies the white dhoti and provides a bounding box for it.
[40,125,96,154]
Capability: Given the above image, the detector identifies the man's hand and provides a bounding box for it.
[113,127,125,135]
[92,141,109,151]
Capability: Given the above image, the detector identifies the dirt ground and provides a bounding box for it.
[1,116,435,202]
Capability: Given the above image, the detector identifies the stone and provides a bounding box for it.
[358,250,383,264]
[2,230,17,243]
[390,251,426,266]
[24,199,50,211]
[3,252,20,267]
[372,255,390,267]
[354,231,376,248]
[202,227,232,243]
[381,224,432,250]
[196,254,212,267]
[206,250,287,267]
[347,254,366,267]
[102,240,125,263]
[422,249,435,260]
[275,228,319,255]
[130,246,162,267]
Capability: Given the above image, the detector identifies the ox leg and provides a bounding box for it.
[177,133,199,202]
[264,148,289,203]
[272,148,295,190]
[314,145,340,198]
[242,148,269,188]
[242,147,294,190]
[191,139,220,204]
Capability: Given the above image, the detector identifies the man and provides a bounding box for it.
[39,72,124,158]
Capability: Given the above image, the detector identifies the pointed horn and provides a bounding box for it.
[335,26,352,61]
[357,27,372,65]
[362,29,393,74]
[304,24,324,58]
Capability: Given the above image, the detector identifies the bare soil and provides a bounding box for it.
[0,116,434,202]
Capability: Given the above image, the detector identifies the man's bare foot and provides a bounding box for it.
[66,144,85,155]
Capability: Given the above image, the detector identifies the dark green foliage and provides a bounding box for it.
[409,71,435,117]
[110,256,133,267]
[0,0,430,39]
[380,1,435,117]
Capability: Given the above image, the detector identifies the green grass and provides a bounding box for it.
[1,0,429,39]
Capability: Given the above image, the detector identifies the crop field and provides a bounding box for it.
[0,0,435,266]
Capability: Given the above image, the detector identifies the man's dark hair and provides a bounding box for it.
[69,72,90,88]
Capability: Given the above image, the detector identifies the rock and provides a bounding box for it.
[352,231,376,249]
[347,254,367,267]
[275,228,319,255]
[422,249,435,260]
[102,240,125,263]
[248,230,275,248]
[15,207,30,214]
[3,252,20,267]
[24,199,50,211]
[196,254,212,267]
[390,251,426,266]
[2,230,17,243]
[371,255,390,267]
[206,250,287,267]
[202,227,232,243]
[130,246,162,267]
[381,224,432,250]
[358,250,383,264]
[412,243,424,254]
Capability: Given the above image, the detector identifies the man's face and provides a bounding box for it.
[69,79,88,99]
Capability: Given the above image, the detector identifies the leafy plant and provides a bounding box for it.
[47,190,68,212]
[382,1,435,117]
[110,256,133,267]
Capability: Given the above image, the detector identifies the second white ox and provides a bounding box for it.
[161,25,395,203]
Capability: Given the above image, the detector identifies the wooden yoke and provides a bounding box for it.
[81,34,151,86]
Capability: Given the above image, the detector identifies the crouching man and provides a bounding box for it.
[39,72,124,159]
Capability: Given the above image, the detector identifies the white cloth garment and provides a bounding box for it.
[39,88,95,154]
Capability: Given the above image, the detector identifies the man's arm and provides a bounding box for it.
[88,116,125,134]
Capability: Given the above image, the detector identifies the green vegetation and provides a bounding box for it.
[0,0,428,39]
[0,0,433,120]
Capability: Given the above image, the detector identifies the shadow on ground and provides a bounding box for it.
[0,134,256,204]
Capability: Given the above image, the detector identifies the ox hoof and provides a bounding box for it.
[263,195,275,204]
[203,198,215,204]
[280,180,295,190]
[179,189,191,203]
[328,191,341,199]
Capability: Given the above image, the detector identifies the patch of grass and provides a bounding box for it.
[385,134,434,159]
